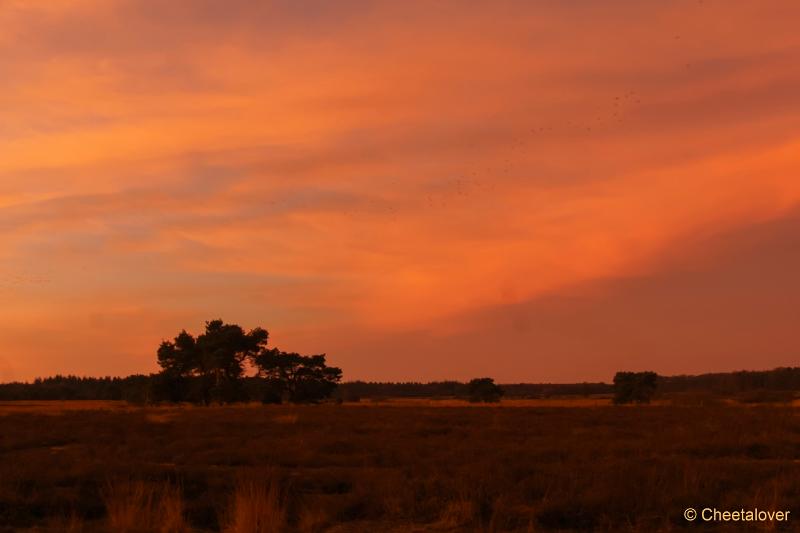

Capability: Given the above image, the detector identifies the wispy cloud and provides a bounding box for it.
[2,0,800,380]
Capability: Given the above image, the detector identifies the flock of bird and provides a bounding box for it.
[0,273,51,291]
[320,90,645,222]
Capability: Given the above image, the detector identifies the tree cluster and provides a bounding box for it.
[154,320,342,404]
[467,377,505,403]
[612,371,658,404]
[253,349,342,403]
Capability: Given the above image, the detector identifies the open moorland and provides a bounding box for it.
[1,400,800,532]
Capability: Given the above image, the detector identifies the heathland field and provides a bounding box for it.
[2,400,800,532]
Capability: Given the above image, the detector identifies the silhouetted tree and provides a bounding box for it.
[467,377,504,403]
[252,349,342,403]
[156,320,268,404]
[613,371,658,404]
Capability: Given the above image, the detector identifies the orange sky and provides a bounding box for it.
[2,1,800,382]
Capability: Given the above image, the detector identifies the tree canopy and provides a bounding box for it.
[154,320,341,404]
[467,377,505,403]
[612,371,658,404]
[253,349,342,404]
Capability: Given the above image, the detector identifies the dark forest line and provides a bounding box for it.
[3,366,800,402]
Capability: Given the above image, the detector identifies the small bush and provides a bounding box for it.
[467,378,504,403]
[613,371,658,404]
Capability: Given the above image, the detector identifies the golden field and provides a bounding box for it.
[1,400,799,531]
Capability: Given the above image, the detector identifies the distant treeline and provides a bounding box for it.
[658,367,800,395]
[0,375,337,404]
[0,375,153,403]
[336,381,612,399]
[0,376,609,402]
[4,367,800,402]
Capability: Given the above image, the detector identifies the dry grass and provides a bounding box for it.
[273,413,299,425]
[224,472,287,533]
[103,479,188,533]
[296,506,328,533]
[2,402,800,531]
[0,400,136,415]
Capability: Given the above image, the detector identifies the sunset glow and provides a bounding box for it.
[2,1,800,381]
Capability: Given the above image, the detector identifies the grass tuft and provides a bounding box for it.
[224,471,287,533]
